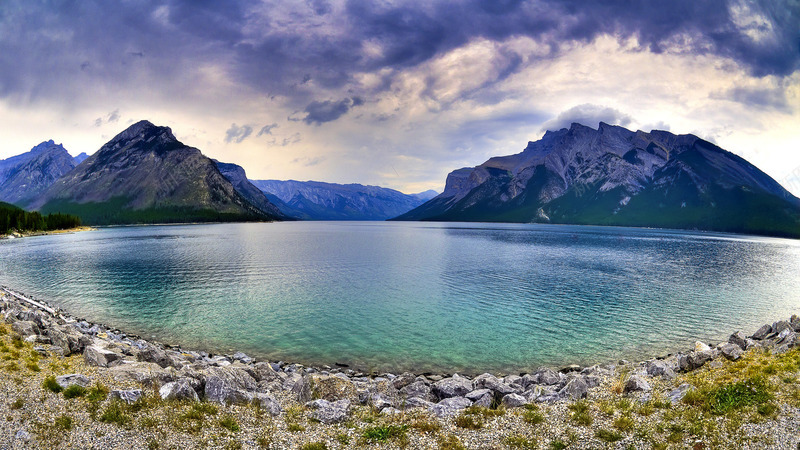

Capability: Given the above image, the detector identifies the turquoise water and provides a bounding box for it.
[1,222,799,374]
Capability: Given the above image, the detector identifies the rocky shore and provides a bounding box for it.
[2,285,800,449]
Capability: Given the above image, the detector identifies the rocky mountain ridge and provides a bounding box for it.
[0,140,77,206]
[396,122,800,238]
[250,179,437,220]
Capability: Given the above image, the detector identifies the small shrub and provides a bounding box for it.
[362,424,408,443]
[708,377,772,415]
[757,402,779,417]
[568,400,593,426]
[455,413,483,429]
[301,443,327,450]
[63,385,86,399]
[147,439,160,450]
[11,334,23,348]
[613,415,635,431]
[336,433,350,444]
[463,405,504,417]
[10,398,23,409]
[287,423,305,432]
[54,415,73,431]
[504,435,537,449]
[100,401,131,426]
[86,383,109,403]
[218,415,240,432]
[595,429,623,442]
[43,375,63,393]
[523,408,544,425]
[438,434,466,450]
[410,416,440,432]
[549,440,568,450]
[25,362,40,372]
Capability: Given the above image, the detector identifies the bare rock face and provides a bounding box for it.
[160,379,199,402]
[432,374,473,400]
[84,345,121,367]
[0,140,77,205]
[307,399,351,424]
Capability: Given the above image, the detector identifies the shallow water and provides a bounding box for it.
[1,221,799,374]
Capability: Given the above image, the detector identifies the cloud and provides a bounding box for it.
[540,104,633,132]
[257,123,278,136]
[291,156,325,167]
[224,123,253,143]
[712,84,792,112]
[94,109,121,127]
[302,97,364,125]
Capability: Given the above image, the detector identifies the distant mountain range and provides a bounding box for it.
[24,121,285,224]
[396,122,800,238]
[0,140,77,205]
[250,179,437,220]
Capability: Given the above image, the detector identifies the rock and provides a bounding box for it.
[11,320,39,337]
[677,351,712,372]
[646,360,676,378]
[370,393,395,410]
[252,362,282,383]
[14,429,31,442]
[56,374,92,389]
[560,364,581,373]
[429,396,472,417]
[253,393,282,416]
[773,321,793,335]
[381,407,403,415]
[504,375,525,390]
[623,375,651,393]
[403,396,434,409]
[473,373,515,395]
[776,329,798,346]
[46,329,71,355]
[501,393,528,408]
[583,376,601,388]
[751,324,772,340]
[391,372,417,390]
[558,377,588,400]
[465,388,492,401]
[110,362,175,386]
[24,335,49,344]
[159,379,199,402]
[137,342,172,368]
[668,383,693,403]
[232,351,253,364]
[728,331,748,350]
[719,343,744,360]
[531,368,562,385]
[432,375,473,399]
[401,380,434,401]
[205,376,254,405]
[110,389,142,404]
[307,399,350,424]
[308,374,359,402]
[694,341,711,352]
[84,345,121,367]
[472,391,493,408]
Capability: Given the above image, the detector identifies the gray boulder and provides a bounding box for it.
[668,383,693,404]
[751,324,772,340]
[84,345,121,367]
[160,379,199,402]
[432,375,473,399]
[252,362,282,383]
[646,360,676,378]
[204,376,254,405]
[307,374,359,402]
[677,351,713,372]
[623,375,651,393]
[429,396,472,417]
[56,374,92,389]
[473,373,515,395]
[370,393,395,410]
[773,321,793,335]
[728,331,748,350]
[307,399,350,424]
[232,351,253,364]
[110,389,142,404]
[403,396,434,409]
[110,362,174,386]
[253,393,282,416]
[558,377,588,400]
[11,320,39,337]
[531,368,561,385]
[466,388,493,408]
[400,380,433,401]
[719,343,744,360]
[391,372,417,390]
[501,393,528,408]
[776,329,798,346]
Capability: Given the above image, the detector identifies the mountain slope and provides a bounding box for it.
[396,122,800,238]
[250,179,436,220]
[29,121,281,225]
[0,140,77,205]
[213,160,288,219]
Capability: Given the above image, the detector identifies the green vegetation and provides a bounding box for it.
[1,201,81,234]
[300,443,328,450]
[522,404,544,424]
[504,435,537,449]
[54,415,73,431]
[218,415,240,432]
[100,400,132,426]
[43,375,63,393]
[361,424,409,443]
[63,384,86,399]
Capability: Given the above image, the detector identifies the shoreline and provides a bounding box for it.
[2,284,800,448]
[0,226,96,240]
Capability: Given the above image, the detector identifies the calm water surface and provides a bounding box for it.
[1,222,799,374]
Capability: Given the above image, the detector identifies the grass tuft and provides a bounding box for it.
[43,375,63,393]
[63,384,86,399]
[218,415,240,432]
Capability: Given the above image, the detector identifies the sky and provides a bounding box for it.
[1,0,799,195]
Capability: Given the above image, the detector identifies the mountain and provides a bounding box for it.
[28,120,283,225]
[250,179,437,220]
[73,152,89,164]
[396,122,800,238]
[0,140,77,206]
[213,160,289,219]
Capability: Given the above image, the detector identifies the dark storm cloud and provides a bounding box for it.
[0,0,797,108]
[712,85,792,112]
[540,104,633,132]
[224,123,253,143]
[302,97,364,125]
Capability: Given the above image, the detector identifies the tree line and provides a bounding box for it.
[1,202,82,235]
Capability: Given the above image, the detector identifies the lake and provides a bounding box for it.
[1,221,799,374]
